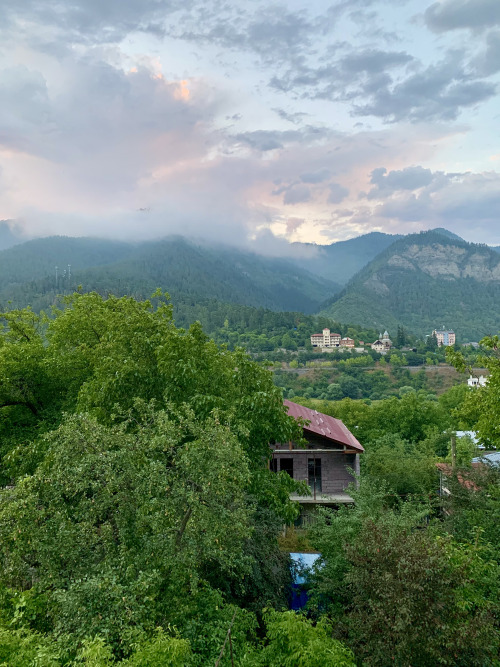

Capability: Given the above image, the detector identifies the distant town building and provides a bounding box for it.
[433,327,456,347]
[370,330,392,355]
[381,330,392,345]
[468,375,487,388]
[339,337,355,348]
[310,328,341,348]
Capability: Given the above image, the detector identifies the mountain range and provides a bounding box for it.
[321,230,500,341]
[1,226,500,341]
[286,231,400,285]
[0,236,339,315]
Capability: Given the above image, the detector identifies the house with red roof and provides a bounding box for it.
[271,400,363,516]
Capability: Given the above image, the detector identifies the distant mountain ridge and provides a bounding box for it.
[1,227,499,341]
[286,232,401,285]
[0,236,340,314]
[320,230,500,341]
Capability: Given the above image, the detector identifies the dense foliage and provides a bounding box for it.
[309,483,500,666]
[0,292,499,665]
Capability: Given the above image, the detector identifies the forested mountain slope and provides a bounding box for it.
[0,236,135,289]
[320,230,500,341]
[0,236,340,314]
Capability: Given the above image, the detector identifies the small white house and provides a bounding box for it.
[467,375,487,388]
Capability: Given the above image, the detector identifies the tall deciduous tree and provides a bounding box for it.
[310,483,499,666]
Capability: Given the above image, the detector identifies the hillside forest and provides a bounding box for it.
[0,291,499,665]
[2,228,500,342]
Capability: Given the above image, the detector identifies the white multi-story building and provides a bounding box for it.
[310,328,341,348]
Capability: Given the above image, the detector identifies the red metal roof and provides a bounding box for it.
[284,400,364,452]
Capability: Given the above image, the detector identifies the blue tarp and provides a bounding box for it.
[289,552,321,610]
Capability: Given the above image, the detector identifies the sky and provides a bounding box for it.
[0,0,499,248]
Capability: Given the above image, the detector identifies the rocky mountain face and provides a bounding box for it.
[383,242,500,282]
[320,231,500,341]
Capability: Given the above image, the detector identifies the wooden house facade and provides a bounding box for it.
[271,400,363,508]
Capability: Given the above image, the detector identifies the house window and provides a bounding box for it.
[270,458,278,473]
[308,458,322,493]
[280,458,294,478]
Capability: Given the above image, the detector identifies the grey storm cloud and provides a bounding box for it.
[370,166,435,193]
[269,47,413,96]
[269,43,496,124]
[0,0,180,44]
[300,169,331,184]
[366,171,500,235]
[234,131,285,152]
[283,184,311,205]
[425,0,500,33]
[234,126,332,153]
[327,183,349,204]
[474,31,500,75]
[436,183,500,221]
[353,55,497,122]
[338,49,414,74]
[273,108,309,125]
[175,3,324,67]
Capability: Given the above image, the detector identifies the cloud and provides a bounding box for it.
[353,55,496,122]
[283,184,311,205]
[425,0,500,33]
[474,30,500,75]
[234,131,285,152]
[285,217,306,234]
[0,0,499,248]
[0,0,177,45]
[0,58,211,170]
[327,183,349,204]
[300,169,331,184]
[273,108,309,125]
[369,166,435,195]
[174,3,323,68]
[0,66,50,154]
[338,49,414,74]
[269,42,496,124]
[234,126,332,153]
[360,169,500,243]
[376,193,432,222]
[433,172,500,221]
[269,47,413,99]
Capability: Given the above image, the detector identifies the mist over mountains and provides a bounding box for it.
[0,236,340,315]
[1,226,499,341]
